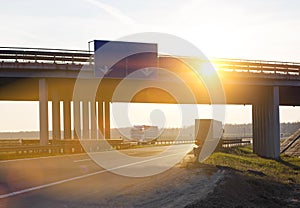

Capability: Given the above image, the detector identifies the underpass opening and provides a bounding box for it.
[0,101,39,135]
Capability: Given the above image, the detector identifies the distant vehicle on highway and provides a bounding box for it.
[130,125,159,144]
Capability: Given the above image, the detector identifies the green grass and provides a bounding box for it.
[203,146,300,184]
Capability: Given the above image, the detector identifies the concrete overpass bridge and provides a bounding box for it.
[0,46,299,159]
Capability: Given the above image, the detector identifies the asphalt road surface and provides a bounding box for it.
[0,144,222,208]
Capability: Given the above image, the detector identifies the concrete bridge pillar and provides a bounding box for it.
[63,100,71,139]
[52,95,61,140]
[39,79,49,145]
[82,100,90,139]
[252,86,280,159]
[73,100,81,139]
[104,101,111,139]
[98,101,104,139]
[90,101,97,139]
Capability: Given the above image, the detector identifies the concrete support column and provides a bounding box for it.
[52,95,61,141]
[252,86,280,159]
[82,100,89,139]
[63,100,71,139]
[39,79,49,145]
[73,100,81,139]
[98,101,104,139]
[104,101,110,139]
[90,101,97,139]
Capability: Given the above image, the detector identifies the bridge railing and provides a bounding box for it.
[160,55,300,77]
[212,58,300,76]
[0,47,299,77]
[0,47,92,65]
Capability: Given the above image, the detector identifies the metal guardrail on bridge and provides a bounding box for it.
[0,47,299,78]
[213,58,300,75]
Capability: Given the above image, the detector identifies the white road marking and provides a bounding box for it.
[73,159,91,163]
[0,152,182,199]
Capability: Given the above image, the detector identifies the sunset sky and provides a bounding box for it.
[0,0,299,131]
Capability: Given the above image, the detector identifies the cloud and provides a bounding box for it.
[82,0,135,25]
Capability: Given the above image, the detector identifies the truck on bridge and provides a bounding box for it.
[130,125,159,144]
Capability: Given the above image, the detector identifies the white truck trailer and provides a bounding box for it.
[194,119,224,162]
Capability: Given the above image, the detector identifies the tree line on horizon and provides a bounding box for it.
[0,122,299,139]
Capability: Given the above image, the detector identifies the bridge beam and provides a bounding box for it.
[52,95,61,140]
[39,79,49,145]
[252,86,280,159]
[63,100,72,139]
[104,102,111,139]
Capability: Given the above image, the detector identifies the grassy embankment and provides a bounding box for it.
[203,145,300,184]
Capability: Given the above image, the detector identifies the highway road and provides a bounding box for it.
[0,144,222,208]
